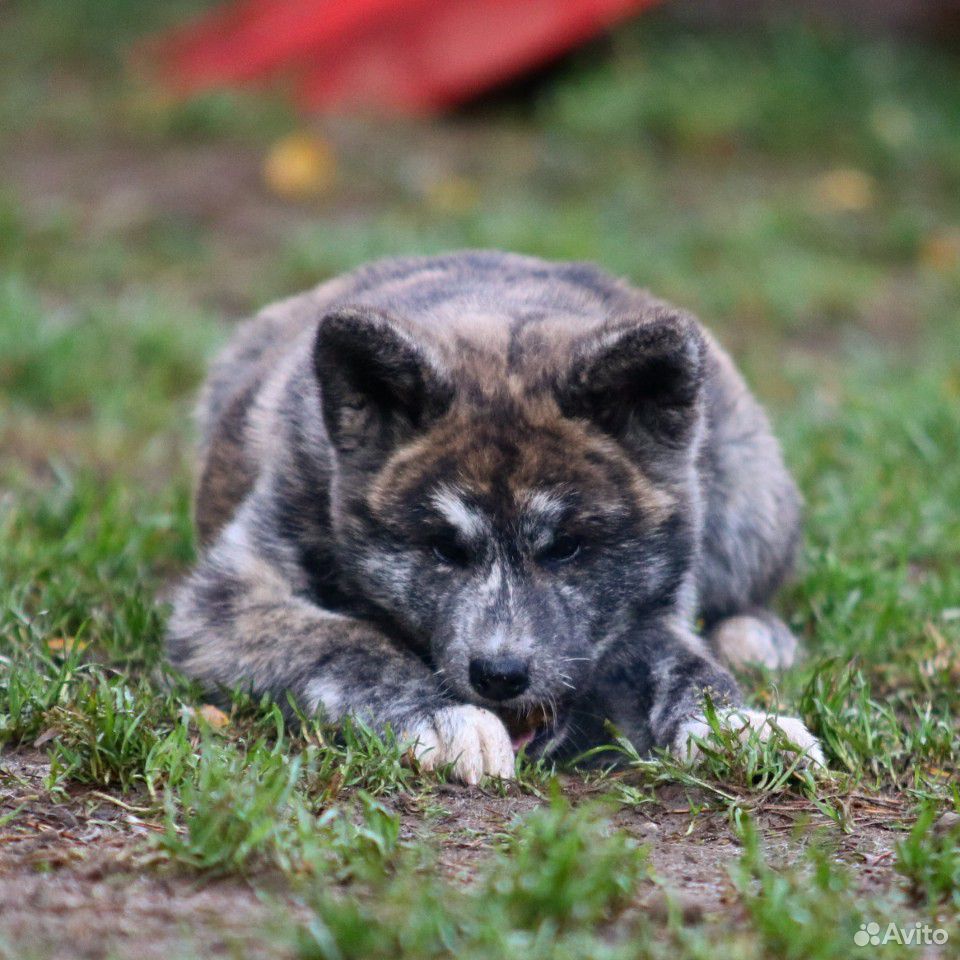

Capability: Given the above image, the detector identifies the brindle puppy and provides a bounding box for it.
[168,251,823,783]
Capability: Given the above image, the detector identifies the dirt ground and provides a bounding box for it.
[0,746,910,960]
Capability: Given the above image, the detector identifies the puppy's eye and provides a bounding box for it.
[429,534,471,567]
[536,534,582,566]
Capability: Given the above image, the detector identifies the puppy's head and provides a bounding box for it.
[314,304,705,750]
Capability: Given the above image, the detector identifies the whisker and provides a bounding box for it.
[565,718,585,743]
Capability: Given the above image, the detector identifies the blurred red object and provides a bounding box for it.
[150,0,661,115]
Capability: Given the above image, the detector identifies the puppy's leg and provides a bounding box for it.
[582,623,823,768]
[707,608,799,670]
[167,521,513,785]
[648,626,822,766]
[673,707,824,767]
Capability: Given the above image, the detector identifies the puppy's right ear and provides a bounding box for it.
[557,310,706,450]
[314,307,453,454]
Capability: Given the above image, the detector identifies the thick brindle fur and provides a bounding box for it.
[168,251,822,782]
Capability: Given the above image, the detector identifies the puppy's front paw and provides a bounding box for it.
[405,705,515,785]
[674,708,826,769]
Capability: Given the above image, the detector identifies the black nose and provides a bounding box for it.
[469,656,530,701]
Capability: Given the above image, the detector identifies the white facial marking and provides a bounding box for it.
[477,560,505,599]
[522,489,568,550]
[525,489,565,522]
[431,485,486,540]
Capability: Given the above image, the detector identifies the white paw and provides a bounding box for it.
[674,707,825,768]
[712,616,797,670]
[405,705,515,785]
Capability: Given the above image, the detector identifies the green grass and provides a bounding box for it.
[295,796,651,960]
[289,802,960,960]
[726,818,882,960]
[895,802,960,910]
[1,4,959,958]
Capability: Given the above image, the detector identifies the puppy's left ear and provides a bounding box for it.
[557,310,706,448]
[314,306,453,456]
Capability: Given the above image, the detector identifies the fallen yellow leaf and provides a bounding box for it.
[811,167,875,213]
[46,636,88,654]
[263,132,336,199]
[919,228,960,274]
[194,704,231,729]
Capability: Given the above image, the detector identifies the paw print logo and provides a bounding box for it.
[854,922,882,946]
